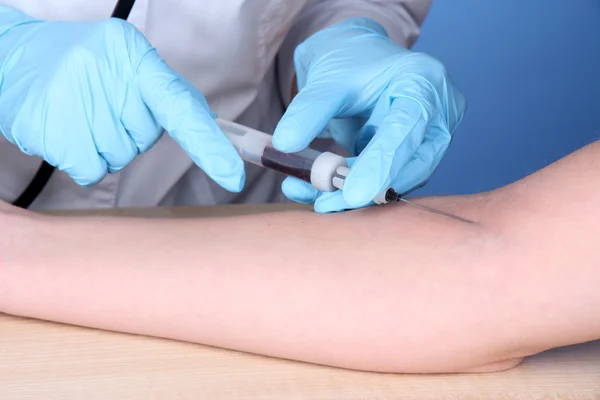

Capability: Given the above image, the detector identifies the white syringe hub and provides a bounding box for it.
[310,152,347,192]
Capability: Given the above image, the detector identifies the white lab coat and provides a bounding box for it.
[0,0,430,210]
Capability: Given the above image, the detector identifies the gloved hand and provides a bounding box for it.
[0,7,244,190]
[272,17,466,213]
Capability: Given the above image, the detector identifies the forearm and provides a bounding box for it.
[2,141,600,373]
[1,194,514,373]
[485,141,600,352]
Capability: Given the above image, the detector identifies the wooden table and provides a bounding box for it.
[1,205,599,399]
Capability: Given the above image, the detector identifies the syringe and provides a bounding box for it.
[216,118,347,194]
[215,118,474,223]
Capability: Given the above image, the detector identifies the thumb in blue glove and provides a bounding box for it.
[272,17,466,212]
[0,7,244,191]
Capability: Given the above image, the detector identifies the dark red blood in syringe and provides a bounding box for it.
[261,145,314,182]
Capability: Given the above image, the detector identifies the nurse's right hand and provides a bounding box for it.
[0,7,245,191]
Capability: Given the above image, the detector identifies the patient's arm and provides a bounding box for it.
[1,142,600,374]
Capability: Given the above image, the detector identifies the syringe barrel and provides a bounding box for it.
[261,144,321,183]
[216,118,346,192]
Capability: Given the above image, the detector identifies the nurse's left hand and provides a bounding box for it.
[272,17,466,213]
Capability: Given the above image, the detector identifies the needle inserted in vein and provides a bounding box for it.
[397,197,475,224]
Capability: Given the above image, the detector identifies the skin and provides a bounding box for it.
[1,141,600,374]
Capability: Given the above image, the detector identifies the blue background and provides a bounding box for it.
[410,0,600,196]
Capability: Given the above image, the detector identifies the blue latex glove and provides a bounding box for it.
[0,7,244,190]
[272,17,466,213]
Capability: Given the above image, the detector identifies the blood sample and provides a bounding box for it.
[260,144,318,183]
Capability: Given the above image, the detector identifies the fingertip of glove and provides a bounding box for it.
[185,122,247,193]
[76,174,105,188]
[228,161,247,193]
[218,169,246,193]
[204,151,246,193]
[341,155,390,207]
[314,191,350,213]
[342,175,380,207]
[281,177,318,204]
[68,159,108,188]
[342,192,369,208]
[272,118,305,153]
[233,172,246,193]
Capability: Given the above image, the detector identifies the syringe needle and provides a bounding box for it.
[398,197,475,224]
